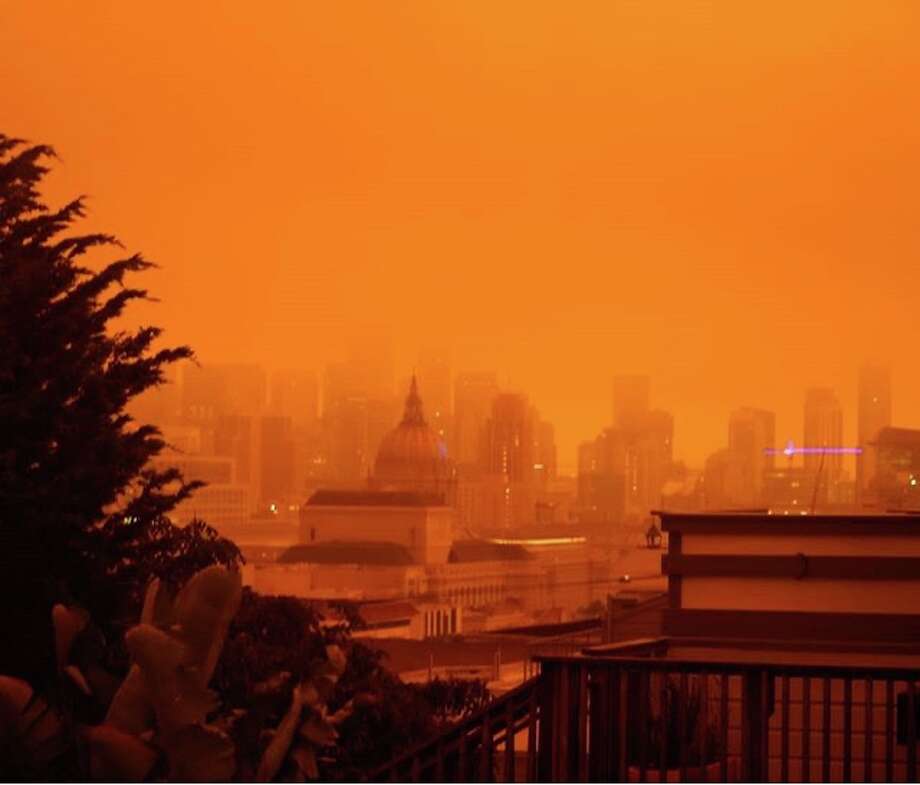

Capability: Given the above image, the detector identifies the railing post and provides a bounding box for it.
[741,669,770,781]
[480,710,492,782]
[537,663,556,781]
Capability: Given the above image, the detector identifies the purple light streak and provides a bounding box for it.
[764,439,863,457]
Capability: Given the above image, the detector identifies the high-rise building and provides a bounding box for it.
[480,393,536,530]
[214,415,255,485]
[453,372,499,468]
[803,388,844,503]
[613,375,650,430]
[702,449,733,511]
[579,376,674,526]
[857,364,892,501]
[727,407,776,506]
[345,337,395,403]
[534,419,557,491]
[260,415,295,509]
[181,363,266,423]
[577,429,627,524]
[871,426,920,510]
[622,409,673,520]
[417,349,452,445]
[269,369,319,427]
[324,396,370,487]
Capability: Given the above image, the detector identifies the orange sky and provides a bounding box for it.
[3,1,920,470]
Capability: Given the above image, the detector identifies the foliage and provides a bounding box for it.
[213,590,490,781]
[0,134,240,685]
[0,134,489,780]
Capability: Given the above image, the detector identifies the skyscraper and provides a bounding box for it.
[269,369,319,427]
[417,349,452,445]
[857,364,892,500]
[577,428,627,524]
[324,396,370,487]
[259,415,295,508]
[481,393,536,530]
[728,407,776,506]
[453,372,499,468]
[613,375,650,429]
[803,388,844,502]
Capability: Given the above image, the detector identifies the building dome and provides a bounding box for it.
[373,376,450,495]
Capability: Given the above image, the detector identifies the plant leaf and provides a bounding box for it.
[299,713,338,747]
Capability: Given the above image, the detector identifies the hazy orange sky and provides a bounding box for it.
[4,2,920,471]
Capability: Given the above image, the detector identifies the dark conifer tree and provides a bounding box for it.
[0,135,239,683]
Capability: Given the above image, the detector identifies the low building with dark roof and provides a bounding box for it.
[279,541,416,566]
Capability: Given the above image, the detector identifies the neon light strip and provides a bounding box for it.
[488,536,587,546]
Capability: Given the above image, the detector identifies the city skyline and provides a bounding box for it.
[152,353,902,476]
[5,2,920,471]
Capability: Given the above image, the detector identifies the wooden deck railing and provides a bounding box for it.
[372,644,920,782]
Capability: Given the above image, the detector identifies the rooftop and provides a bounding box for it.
[277,540,416,565]
[448,539,534,563]
[306,489,447,507]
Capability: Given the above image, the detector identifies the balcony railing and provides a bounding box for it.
[372,639,920,782]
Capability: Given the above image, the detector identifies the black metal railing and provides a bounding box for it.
[370,676,541,782]
[372,644,920,782]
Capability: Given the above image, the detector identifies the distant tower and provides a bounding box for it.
[417,348,452,444]
[857,364,892,502]
[803,388,844,502]
[481,393,536,530]
[453,372,499,468]
[613,375,650,430]
[728,407,776,506]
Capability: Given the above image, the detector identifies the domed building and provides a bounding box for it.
[372,376,453,498]
[274,377,585,639]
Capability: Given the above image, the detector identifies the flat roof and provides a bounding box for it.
[575,636,920,673]
[654,510,920,534]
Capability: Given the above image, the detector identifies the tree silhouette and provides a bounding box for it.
[0,134,239,684]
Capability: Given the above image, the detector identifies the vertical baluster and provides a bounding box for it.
[864,678,873,784]
[678,671,689,782]
[638,669,650,783]
[802,676,811,783]
[885,680,894,784]
[760,670,770,782]
[459,732,468,782]
[578,666,589,782]
[908,680,917,782]
[527,686,538,784]
[698,672,709,776]
[557,665,569,782]
[720,674,729,783]
[537,664,554,782]
[503,702,515,784]
[781,675,790,783]
[660,671,670,778]
[410,756,421,783]
[480,712,492,782]
[588,668,607,782]
[844,678,853,782]
[822,678,832,783]
[741,673,752,781]
[616,668,629,782]
[435,740,445,782]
